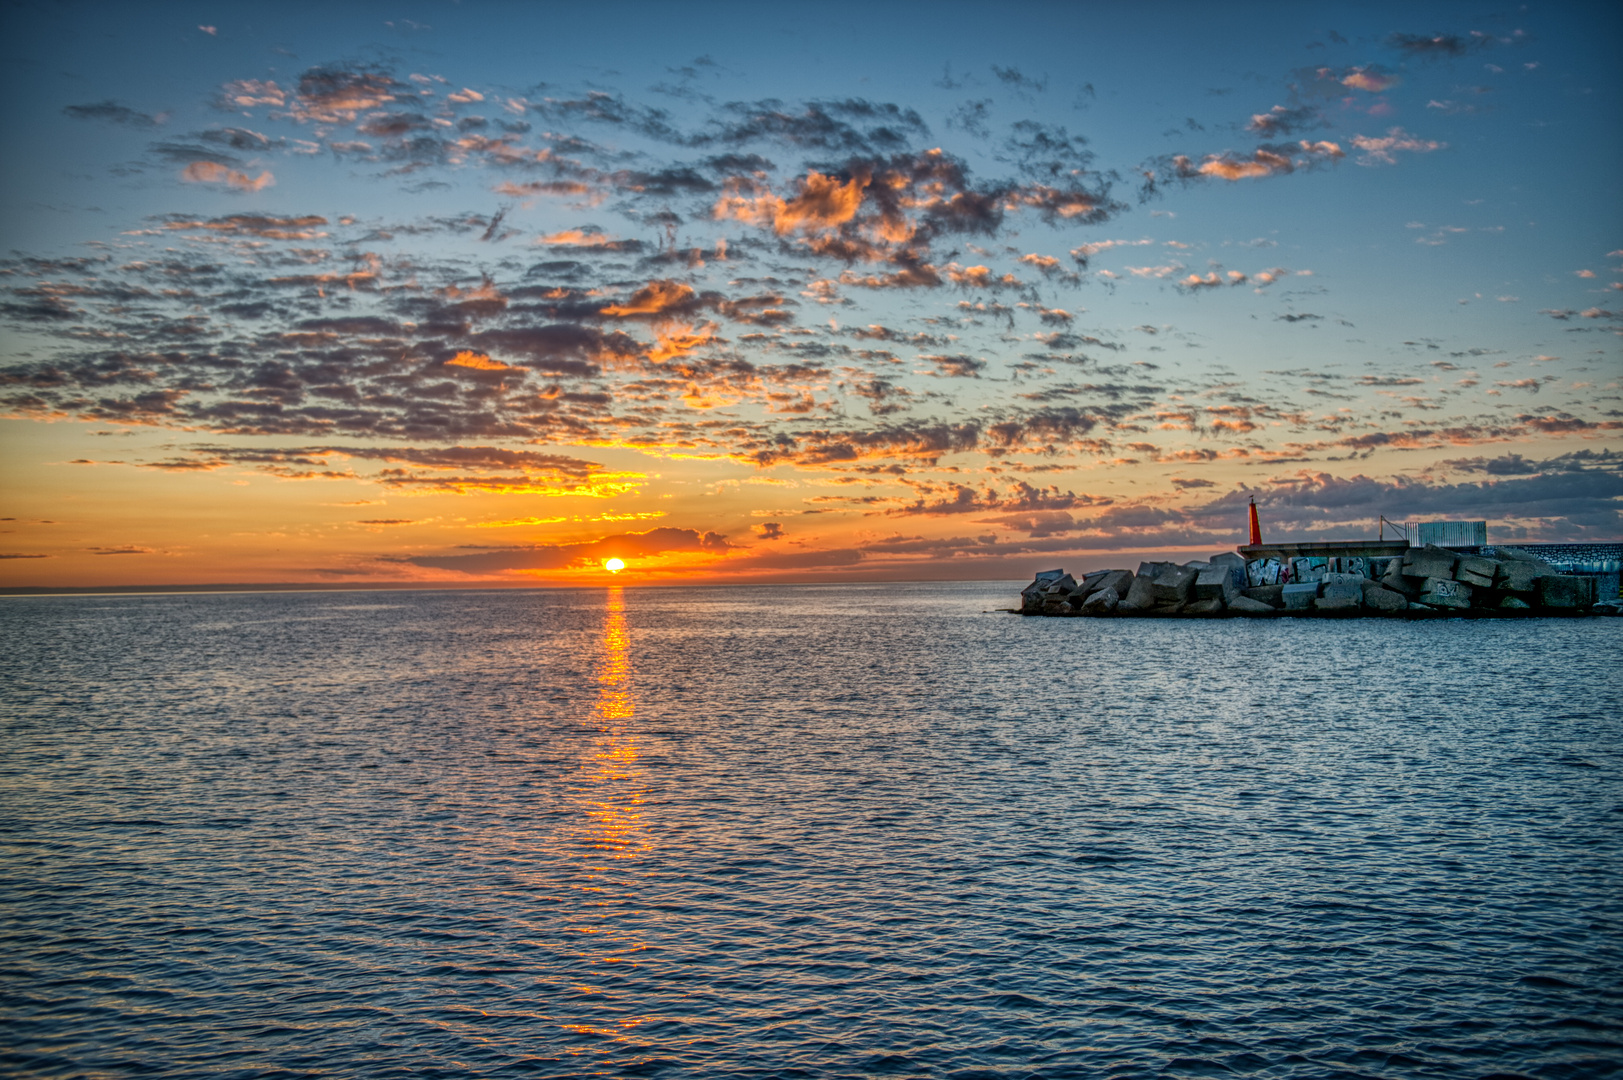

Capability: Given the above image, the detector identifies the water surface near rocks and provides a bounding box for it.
[2,583,1620,1078]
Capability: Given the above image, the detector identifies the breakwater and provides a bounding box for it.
[1022,544,1621,617]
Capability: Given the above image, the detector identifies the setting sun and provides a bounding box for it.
[603,558,626,573]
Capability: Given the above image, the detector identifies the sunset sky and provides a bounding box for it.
[2,0,1619,587]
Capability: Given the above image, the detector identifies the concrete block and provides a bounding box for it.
[1152,564,1198,603]
[1314,595,1361,611]
[1242,584,1284,607]
[1536,575,1588,608]
[1077,569,1112,595]
[1362,582,1408,612]
[1290,558,1327,584]
[1022,569,1064,602]
[1246,558,1284,587]
[1327,557,1369,577]
[1498,560,1543,592]
[1380,560,1417,595]
[1403,544,1457,580]
[1456,568,1495,589]
[1184,598,1224,615]
[1228,595,1276,614]
[1120,574,1158,610]
[1195,562,1243,602]
[1137,561,1176,580]
[1500,596,1531,609]
[1210,551,1246,569]
[1282,582,1320,610]
[1320,573,1364,603]
[1419,577,1472,609]
[1099,569,1134,596]
[1458,556,1499,581]
[1079,586,1119,615]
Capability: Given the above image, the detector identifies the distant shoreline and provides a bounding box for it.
[0,582,476,597]
[0,578,1027,598]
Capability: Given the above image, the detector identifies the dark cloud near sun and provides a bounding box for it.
[403,526,731,574]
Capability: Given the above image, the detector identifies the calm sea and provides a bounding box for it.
[2,583,1619,1078]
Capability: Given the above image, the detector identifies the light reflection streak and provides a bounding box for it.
[558,587,661,1058]
[578,586,649,859]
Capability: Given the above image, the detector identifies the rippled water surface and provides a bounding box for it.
[3,583,1620,1078]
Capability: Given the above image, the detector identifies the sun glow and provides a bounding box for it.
[603,558,625,573]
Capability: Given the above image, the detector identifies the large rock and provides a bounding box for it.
[1151,564,1199,603]
[1195,562,1244,602]
[1242,584,1284,607]
[1120,574,1158,611]
[1079,586,1119,615]
[1184,597,1224,615]
[1282,582,1320,610]
[1362,581,1408,612]
[1228,595,1276,614]
[1419,576,1472,609]
[1537,575,1593,609]
[1403,544,1457,580]
[1314,595,1361,612]
[1092,569,1135,599]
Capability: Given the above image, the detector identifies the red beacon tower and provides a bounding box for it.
[1247,495,1262,546]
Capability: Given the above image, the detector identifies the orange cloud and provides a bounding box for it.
[445,351,514,371]
[1341,68,1398,92]
[1174,141,1341,181]
[600,280,699,318]
[181,161,274,191]
[715,170,868,235]
[159,214,327,239]
[649,322,718,362]
[946,264,1022,289]
[537,228,623,247]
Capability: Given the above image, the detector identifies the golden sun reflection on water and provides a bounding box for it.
[577,586,648,859]
[556,587,662,1058]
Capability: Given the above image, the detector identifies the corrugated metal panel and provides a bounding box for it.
[1416,520,1486,547]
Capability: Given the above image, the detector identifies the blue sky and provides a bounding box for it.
[1,0,1619,584]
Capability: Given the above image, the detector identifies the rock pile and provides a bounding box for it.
[1020,544,1617,617]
